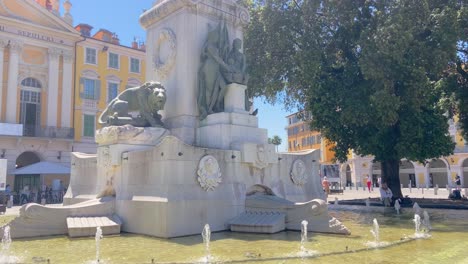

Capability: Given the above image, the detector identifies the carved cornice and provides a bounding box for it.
[140,0,249,29]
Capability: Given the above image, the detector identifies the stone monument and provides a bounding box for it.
[3,0,349,239]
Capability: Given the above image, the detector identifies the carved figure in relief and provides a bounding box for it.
[197,22,230,120]
[222,38,249,85]
[291,159,307,186]
[197,21,251,120]
[197,155,222,191]
[98,81,166,127]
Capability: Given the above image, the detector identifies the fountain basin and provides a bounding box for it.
[0,208,466,263]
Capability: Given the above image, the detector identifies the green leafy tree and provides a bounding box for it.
[436,5,467,141]
[245,0,463,197]
[271,135,282,152]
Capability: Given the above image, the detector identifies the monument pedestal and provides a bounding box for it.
[224,83,248,114]
[196,112,267,150]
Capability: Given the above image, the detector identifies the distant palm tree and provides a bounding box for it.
[271,135,282,152]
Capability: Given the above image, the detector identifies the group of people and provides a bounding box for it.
[3,182,66,205]
[322,174,463,207]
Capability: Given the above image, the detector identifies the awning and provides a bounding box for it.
[11,161,70,175]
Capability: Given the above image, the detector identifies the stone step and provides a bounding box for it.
[66,215,122,238]
[230,212,285,234]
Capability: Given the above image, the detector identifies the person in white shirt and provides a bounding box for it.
[380,182,393,207]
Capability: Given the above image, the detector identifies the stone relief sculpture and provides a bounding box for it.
[197,21,249,120]
[153,28,177,80]
[290,159,307,186]
[98,81,166,127]
[222,38,249,85]
[197,155,222,191]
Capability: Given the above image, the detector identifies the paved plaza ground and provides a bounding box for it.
[327,187,467,202]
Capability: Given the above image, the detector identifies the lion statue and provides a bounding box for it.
[98,81,166,127]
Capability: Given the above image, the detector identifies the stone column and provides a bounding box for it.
[61,50,73,128]
[0,40,8,120]
[47,48,61,127]
[5,41,22,123]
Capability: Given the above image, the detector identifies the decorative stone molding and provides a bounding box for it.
[290,159,307,186]
[140,0,250,29]
[48,48,62,60]
[0,39,8,49]
[153,28,176,80]
[62,50,74,63]
[95,124,170,145]
[8,41,23,53]
[197,155,222,191]
[241,143,277,169]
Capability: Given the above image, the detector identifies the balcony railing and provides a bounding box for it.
[23,125,74,139]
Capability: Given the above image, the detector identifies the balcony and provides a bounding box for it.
[22,125,74,139]
[0,123,23,136]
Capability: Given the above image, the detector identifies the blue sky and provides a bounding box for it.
[70,0,291,151]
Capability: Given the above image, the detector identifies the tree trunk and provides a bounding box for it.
[381,159,403,198]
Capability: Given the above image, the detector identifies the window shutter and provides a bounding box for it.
[94,80,101,100]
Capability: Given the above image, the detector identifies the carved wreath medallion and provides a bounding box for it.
[197,155,222,191]
[290,159,307,186]
[153,28,176,80]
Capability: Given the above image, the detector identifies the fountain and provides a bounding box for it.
[95,227,103,263]
[2,0,350,241]
[0,0,466,263]
[0,225,18,264]
[422,211,432,231]
[334,197,339,205]
[394,199,401,214]
[413,202,421,216]
[202,224,211,263]
[2,226,11,252]
[300,220,308,255]
[413,214,422,237]
[365,198,370,207]
[371,218,380,244]
[365,218,389,248]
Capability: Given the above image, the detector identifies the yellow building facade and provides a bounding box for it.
[0,1,146,202]
[72,24,146,152]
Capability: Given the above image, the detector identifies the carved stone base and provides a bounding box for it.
[95,124,170,146]
[224,83,247,114]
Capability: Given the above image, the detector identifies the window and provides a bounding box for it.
[21,77,42,88]
[85,48,97,64]
[108,52,119,69]
[130,58,140,73]
[80,78,101,100]
[108,82,118,102]
[83,114,95,137]
[84,79,96,99]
